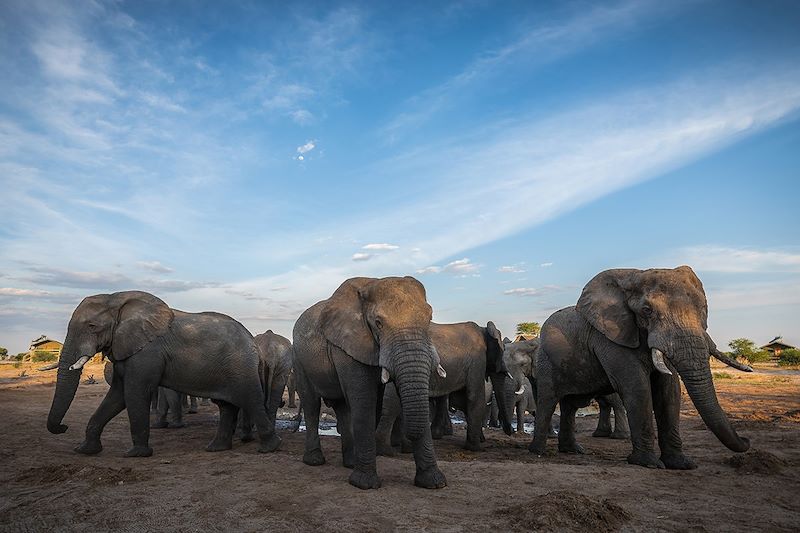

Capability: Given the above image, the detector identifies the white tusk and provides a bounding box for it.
[381,367,390,384]
[651,348,673,376]
[507,372,514,380]
[515,385,525,395]
[69,355,91,371]
[436,364,447,378]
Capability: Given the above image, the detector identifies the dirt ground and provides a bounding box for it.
[1,361,798,532]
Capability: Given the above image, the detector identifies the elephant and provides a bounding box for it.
[502,338,629,438]
[376,321,513,454]
[293,276,447,489]
[240,330,293,442]
[46,291,280,457]
[529,266,753,469]
[152,387,185,429]
[287,368,298,408]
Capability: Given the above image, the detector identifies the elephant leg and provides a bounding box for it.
[336,362,381,490]
[609,394,630,439]
[411,419,447,489]
[529,382,558,454]
[652,373,695,470]
[593,396,613,438]
[616,379,662,469]
[464,386,485,451]
[188,395,198,414]
[76,381,126,455]
[557,396,586,454]
[430,396,447,440]
[206,400,239,451]
[516,399,525,433]
[489,394,500,428]
[376,385,400,456]
[332,400,355,468]
[166,389,184,428]
[123,382,157,457]
[152,388,169,428]
[239,409,255,442]
[298,370,325,466]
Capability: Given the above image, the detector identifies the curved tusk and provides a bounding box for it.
[69,355,91,372]
[651,348,672,375]
[507,372,514,380]
[38,362,59,371]
[515,385,525,395]
[381,367,390,384]
[712,349,753,372]
[436,364,447,378]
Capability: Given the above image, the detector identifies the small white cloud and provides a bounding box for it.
[290,109,314,125]
[540,262,554,268]
[352,252,372,262]
[137,261,174,274]
[297,140,316,155]
[0,288,53,297]
[416,266,442,274]
[499,264,526,273]
[297,155,304,161]
[504,285,563,297]
[443,258,479,274]
[363,243,399,251]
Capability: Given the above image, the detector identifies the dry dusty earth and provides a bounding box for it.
[1,361,798,532]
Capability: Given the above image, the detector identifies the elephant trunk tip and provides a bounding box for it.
[728,436,750,453]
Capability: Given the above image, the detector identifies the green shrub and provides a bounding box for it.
[713,372,732,380]
[727,338,771,364]
[13,353,26,361]
[31,351,57,362]
[778,348,800,367]
[746,350,772,363]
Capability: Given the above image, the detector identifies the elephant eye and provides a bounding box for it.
[374,317,384,330]
[641,305,653,317]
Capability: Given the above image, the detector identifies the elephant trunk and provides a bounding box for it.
[667,335,750,452]
[46,335,89,434]
[385,332,433,442]
[488,372,513,435]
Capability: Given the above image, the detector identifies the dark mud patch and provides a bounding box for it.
[724,450,788,475]
[496,490,631,532]
[15,464,151,485]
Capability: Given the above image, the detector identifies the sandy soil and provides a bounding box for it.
[0,360,798,532]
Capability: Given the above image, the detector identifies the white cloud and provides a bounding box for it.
[290,109,315,125]
[297,140,316,154]
[540,262,553,268]
[416,266,442,274]
[661,245,800,273]
[499,264,526,273]
[0,288,53,297]
[503,285,563,297]
[136,261,174,273]
[363,243,399,251]
[417,258,480,276]
[352,252,373,262]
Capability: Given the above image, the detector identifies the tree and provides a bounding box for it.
[516,322,541,337]
[778,348,800,367]
[0,346,7,359]
[728,338,770,364]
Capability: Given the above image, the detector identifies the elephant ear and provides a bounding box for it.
[576,269,640,349]
[484,321,506,374]
[320,277,379,366]
[110,291,174,361]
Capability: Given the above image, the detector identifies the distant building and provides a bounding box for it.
[28,335,63,360]
[760,336,796,361]
[513,334,538,343]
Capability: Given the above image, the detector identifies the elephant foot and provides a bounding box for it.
[592,428,611,438]
[151,420,168,429]
[528,439,547,455]
[444,427,453,436]
[75,440,103,455]
[489,420,500,428]
[124,445,153,457]
[610,430,630,440]
[414,466,447,489]
[431,427,444,440]
[479,430,486,443]
[205,439,233,452]
[661,453,697,470]
[463,440,482,452]
[240,432,255,443]
[627,450,665,469]
[558,442,585,454]
[167,421,185,429]
[258,434,282,453]
[376,442,397,457]
[303,448,326,466]
[349,469,381,490]
[187,408,198,414]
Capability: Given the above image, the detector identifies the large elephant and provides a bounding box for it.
[529,266,752,469]
[502,338,629,438]
[377,321,513,454]
[293,276,447,490]
[240,330,293,442]
[46,291,279,456]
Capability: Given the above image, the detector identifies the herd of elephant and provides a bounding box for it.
[45,266,753,490]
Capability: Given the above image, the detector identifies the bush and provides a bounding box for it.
[31,351,57,362]
[728,338,770,364]
[778,348,800,367]
[13,353,26,361]
[746,350,772,363]
[713,372,732,380]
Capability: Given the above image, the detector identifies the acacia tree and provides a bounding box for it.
[0,346,7,359]
[516,322,541,337]
[728,338,770,363]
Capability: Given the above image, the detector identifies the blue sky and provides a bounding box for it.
[1,0,799,354]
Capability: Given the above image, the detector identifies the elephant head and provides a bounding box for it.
[320,276,437,441]
[500,338,539,427]
[47,291,173,435]
[576,266,749,452]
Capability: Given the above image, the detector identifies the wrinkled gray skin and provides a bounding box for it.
[502,339,629,439]
[240,330,293,442]
[293,276,446,490]
[46,291,279,457]
[376,321,513,455]
[530,266,751,469]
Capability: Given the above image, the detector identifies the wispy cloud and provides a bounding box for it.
[499,264,526,273]
[503,285,564,298]
[352,252,372,262]
[296,140,317,160]
[136,261,174,274]
[660,245,800,273]
[417,258,480,276]
[363,243,399,251]
[540,262,554,268]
